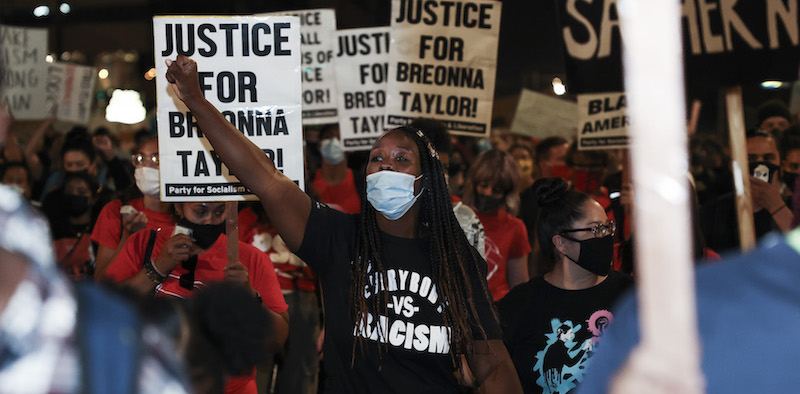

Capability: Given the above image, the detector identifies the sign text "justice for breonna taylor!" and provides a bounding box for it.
[577,92,628,150]
[385,0,501,137]
[1,25,48,120]
[262,9,339,125]
[153,15,303,202]
[335,27,391,151]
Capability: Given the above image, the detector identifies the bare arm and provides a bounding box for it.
[466,339,523,394]
[506,255,529,290]
[165,55,310,251]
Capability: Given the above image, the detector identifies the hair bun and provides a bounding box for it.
[532,177,569,207]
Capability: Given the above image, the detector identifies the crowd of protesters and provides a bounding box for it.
[1,63,799,393]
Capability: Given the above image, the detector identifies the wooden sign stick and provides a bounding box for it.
[226,201,239,267]
[725,86,756,252]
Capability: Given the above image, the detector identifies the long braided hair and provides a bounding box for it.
[349,126,497,368]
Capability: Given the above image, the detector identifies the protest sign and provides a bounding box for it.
[45,63,97,125]
[510,89,578,141]
[0,25,48,120]
[385,0,502,137]
[153,15,303,202]
[559,0,800,93]
[576,91,628,150]
[335,27,390,151]
[262,9,339,125]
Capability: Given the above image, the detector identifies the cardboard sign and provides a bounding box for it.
[577,92,628,150]
[559,0,800,93]
[510,89,578,141]
[45,63,97,125]
[335,27,390,151]
[385,0,502,137]
[153,15,303,202]
[262,9,339,125]
[0,25,48,120]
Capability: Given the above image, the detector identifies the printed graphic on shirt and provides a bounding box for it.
[484,236,501,281]
[533,310,614,394]
[353,263,450,354]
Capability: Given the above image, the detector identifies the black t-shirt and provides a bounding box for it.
[496,272,632,394]
[296,201,500,393]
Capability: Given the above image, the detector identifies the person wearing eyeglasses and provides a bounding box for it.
[91,136,174,279]
[496,177,632,394]
[105,200,290,394]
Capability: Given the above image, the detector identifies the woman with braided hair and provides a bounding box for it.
[165,54,521,393]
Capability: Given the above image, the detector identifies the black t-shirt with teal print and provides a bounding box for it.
[296,200,500,394]
[496,272,632,394]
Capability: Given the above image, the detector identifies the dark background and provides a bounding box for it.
[2,0,795,136]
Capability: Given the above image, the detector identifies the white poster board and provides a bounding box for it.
[153,15,303,202]
[384,0,501,137]
[262,9,339,125]
[0,25,48,120]
[335,27,390,151]
[510,89,578,140]
[45,63,97,125]
[576,92,629,150]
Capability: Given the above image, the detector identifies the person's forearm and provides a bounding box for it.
[480,359,523,394]
[183,97,280,198]
[266,309,290,352]
[771,204,794,232]
[118,269,159,295]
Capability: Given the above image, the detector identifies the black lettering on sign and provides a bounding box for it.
[160,22,292,57]
[168,111,203,138]
[587,95,626,115]
[349,115,385,134]
[399,91,478,118]
[337,32,390,57]
[419,35,463,61]
[581,115,629,134]
[395,0,494,29]
[303,89,331,105]
[198,71,257,103]
[344,90,386,109]
[220,109,289,136]
[396,62,484,89]
[359,63,389,84]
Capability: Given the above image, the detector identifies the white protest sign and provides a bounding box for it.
[510,89,578,140]
[154,15,303,202]
[0,25,48,120]
[262,9,339,125]
[45,63,97,125]
[385,0,501,137]
[335,27,390,151]
[577,92,629,150]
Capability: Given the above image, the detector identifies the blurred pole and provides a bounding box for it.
[612,0,704,392]
[226,201,239,267]
[725,87,756,252]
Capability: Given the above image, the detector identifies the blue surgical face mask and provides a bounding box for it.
[320,138,345,165]
[366,171,424,220]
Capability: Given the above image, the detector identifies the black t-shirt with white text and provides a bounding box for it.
[296,201,500,393]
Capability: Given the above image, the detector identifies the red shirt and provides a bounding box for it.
[477,209,532,301]
[312,169,361,214]
[91,198,175,250]
[238,208,317,292]
[107,226,288,394]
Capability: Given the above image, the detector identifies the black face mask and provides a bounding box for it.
[560,234,614,276]
[63,194,90,217]
[474,194,504,213]
[177,217,226,249]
